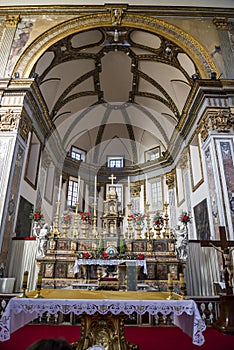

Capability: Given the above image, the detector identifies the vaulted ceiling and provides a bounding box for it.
[32,25,198,167]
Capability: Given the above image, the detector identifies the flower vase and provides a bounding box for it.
[154,224,161,239]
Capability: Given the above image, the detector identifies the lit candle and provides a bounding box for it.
[128,176,130,203]
[57,175,62,202]
[77,175,80,201]
[94,175,97,203]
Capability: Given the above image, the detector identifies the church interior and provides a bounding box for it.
[0,1,234,349]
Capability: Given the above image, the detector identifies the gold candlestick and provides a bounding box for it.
[167,273,174,300]
[20,271,28,298]
[126,202,133,239]
[145,202,152,239]
[71,202,79,238]
[34,272,44,298]
[92,202,98,238]
[179,273,186,299]
[52,201,61,237]
[163,203,170,238]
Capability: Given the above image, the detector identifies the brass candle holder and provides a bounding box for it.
[20,271,29,298]
[167,273,174,300]
[179,273,186,299]
[34,272,43,298]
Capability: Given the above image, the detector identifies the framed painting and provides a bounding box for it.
[153,240,167,252]
[132,240,147,252]
[24,132,41,189]
[194,199,211,240]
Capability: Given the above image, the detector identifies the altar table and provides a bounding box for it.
[0,290,206,348]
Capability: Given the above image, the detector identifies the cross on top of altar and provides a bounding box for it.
[108,174,116,185]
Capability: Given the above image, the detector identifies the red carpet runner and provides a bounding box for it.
[0,325,234,350]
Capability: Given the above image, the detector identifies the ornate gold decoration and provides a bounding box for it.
[0,109,20,131]
[210,109,233,132]
[107,5,126,26]
[5,15,20,28]
[165,169,176,189]
[19,112,32,141]
[213,17,228,30]
[15,13,217,79]
[131,182,141,197]
[198,118,210,142]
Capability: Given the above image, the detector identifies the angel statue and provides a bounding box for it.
[174,222,188,260]
[33,223,49,258]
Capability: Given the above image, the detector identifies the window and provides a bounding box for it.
[25,132,41,188]
[107,156,124,168]
[145,146,160,162]
[67,179,79,208]
[70,146,86,162]
[151,179,163,210]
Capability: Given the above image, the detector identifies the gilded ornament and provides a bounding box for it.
[0,109,20,131]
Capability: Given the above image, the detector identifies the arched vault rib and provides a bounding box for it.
[133,103,170,149]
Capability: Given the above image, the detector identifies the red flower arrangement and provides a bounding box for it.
[61,213,71,225]
[102,251,108,259]
[153,211,164,227]
[79,211,91,224]
[131,212,146,225]
[179,211,191,224]
[84,252,90,259]
[29,209,43,222]
[138,253,145,260]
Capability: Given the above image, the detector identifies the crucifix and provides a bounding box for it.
[201,226,234,295]
[108,173,116,185]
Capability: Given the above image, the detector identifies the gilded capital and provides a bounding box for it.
[213,17,228,30]
[0,109,20,131]
[5,15,20,28]
[210,109,233,132]
[166,169,176,189]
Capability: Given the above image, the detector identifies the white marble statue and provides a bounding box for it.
[174,222,188,260]
[33,223,49,258]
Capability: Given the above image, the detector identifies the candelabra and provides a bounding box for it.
[92,202,98,238]
[163,203,171,239]
[126,203,133,239]
[51,201,61,237]
[71,202,79,238]
[145,202,153,239]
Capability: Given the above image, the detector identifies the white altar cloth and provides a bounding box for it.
[74,259,147,275]
[0,297,205,346]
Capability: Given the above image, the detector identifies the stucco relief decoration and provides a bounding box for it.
[228,23,234,55]
[211,110,233,132]
[166,170,176,189]
[0,110,20,131]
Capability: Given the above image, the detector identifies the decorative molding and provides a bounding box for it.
[19,110,32,141]
[0,109,20,131]
[14,13,217,79]
[165,169,176,189]
[213,17,228,30]
[199,108,234,142]
[210,109,234,132]
[5,15,20,28]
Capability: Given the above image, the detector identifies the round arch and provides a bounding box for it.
[14,12,217,78]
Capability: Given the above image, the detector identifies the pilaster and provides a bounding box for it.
[0,15,20,78]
